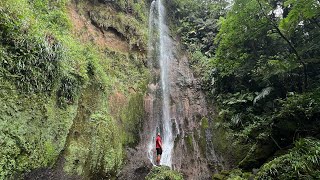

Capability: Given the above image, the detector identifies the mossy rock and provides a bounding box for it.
[145,166,184,180]
[211,121,251,166]
[238,142,276,170]
[0,88,77,179]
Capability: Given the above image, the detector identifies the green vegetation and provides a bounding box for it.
[257,138,320,179]
[168,0,320,178]
[212,169,253,180]
[0,0,148,179]
[145,166,184,180]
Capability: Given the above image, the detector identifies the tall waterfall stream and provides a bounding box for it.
[147,0,174,167]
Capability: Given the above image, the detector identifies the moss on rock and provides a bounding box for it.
[80,0,148,51]
[199,117,209,157]
[211,116,250,166]
[120,92,146,146]
[0,0,149,179]
[185,133,194,153]
[63,109,123,178]
[0,81,77,179]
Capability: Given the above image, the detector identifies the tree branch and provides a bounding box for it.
[256,0,308,89]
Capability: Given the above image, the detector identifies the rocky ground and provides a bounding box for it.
[117,147,153,180]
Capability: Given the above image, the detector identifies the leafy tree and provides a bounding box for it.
[170,0,320,177]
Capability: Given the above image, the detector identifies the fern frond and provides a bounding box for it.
[231,113,242,126]
[253,87,273,104]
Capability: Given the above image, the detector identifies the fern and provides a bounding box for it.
[257,138,320,179]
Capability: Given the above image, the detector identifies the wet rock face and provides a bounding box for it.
[136,38,222,179]
[168,44,214,179]
[119,50,218,179]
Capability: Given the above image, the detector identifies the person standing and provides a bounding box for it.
[155,132,162,166]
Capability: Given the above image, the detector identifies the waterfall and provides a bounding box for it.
[147,0,174,167]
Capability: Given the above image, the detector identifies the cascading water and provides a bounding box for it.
[147,0,174,167]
